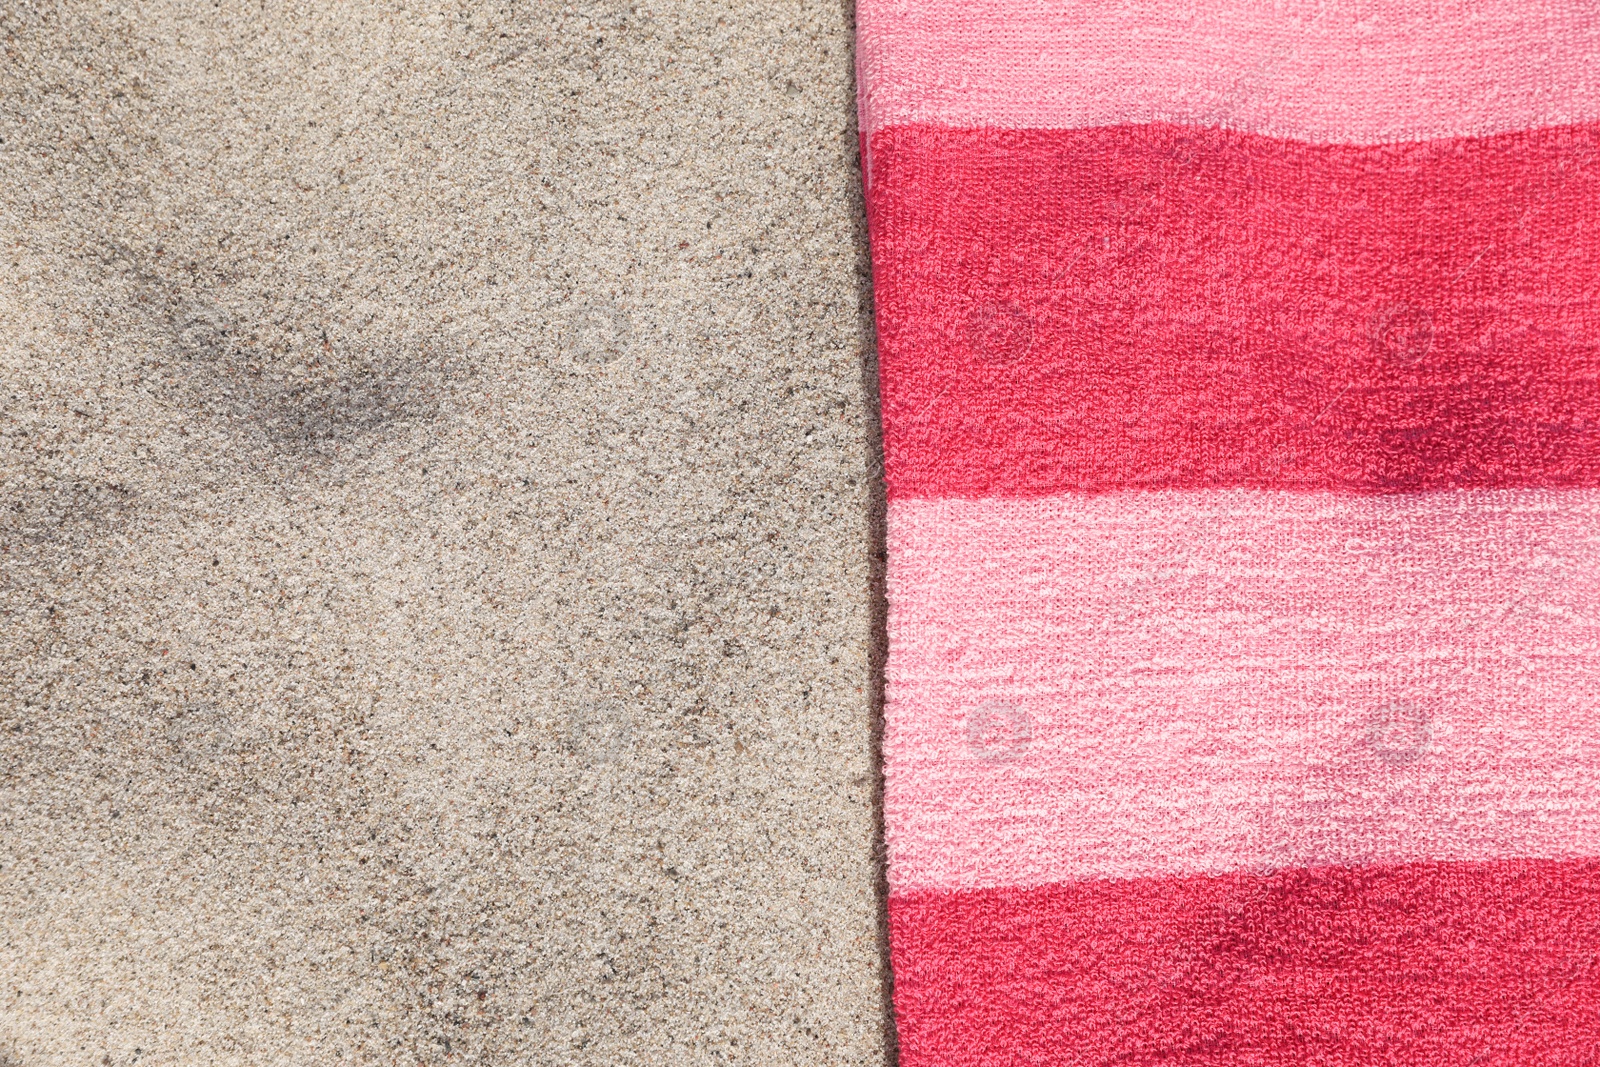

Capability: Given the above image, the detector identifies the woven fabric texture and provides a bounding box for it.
[857,2,1600,1063]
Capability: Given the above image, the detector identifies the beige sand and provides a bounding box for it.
[1,1,890,1062]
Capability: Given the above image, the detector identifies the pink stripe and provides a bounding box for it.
[884,489,1600,893]
[857,0,1600,145]
[866,122,1600,500]
[890,861,1600,1067]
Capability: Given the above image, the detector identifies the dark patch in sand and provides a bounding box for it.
[0,473,134,550]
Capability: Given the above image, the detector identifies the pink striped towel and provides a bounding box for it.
[858,2,1600,1063]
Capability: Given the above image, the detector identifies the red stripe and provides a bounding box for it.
[888,859,1600,1066]
[867,123,1600,499]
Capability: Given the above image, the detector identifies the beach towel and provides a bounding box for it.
[856,3,1600,1061]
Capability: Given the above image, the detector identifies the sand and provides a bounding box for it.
[1,1,890,1063]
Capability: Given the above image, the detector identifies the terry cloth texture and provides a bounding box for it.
[857,2,1600,1064]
